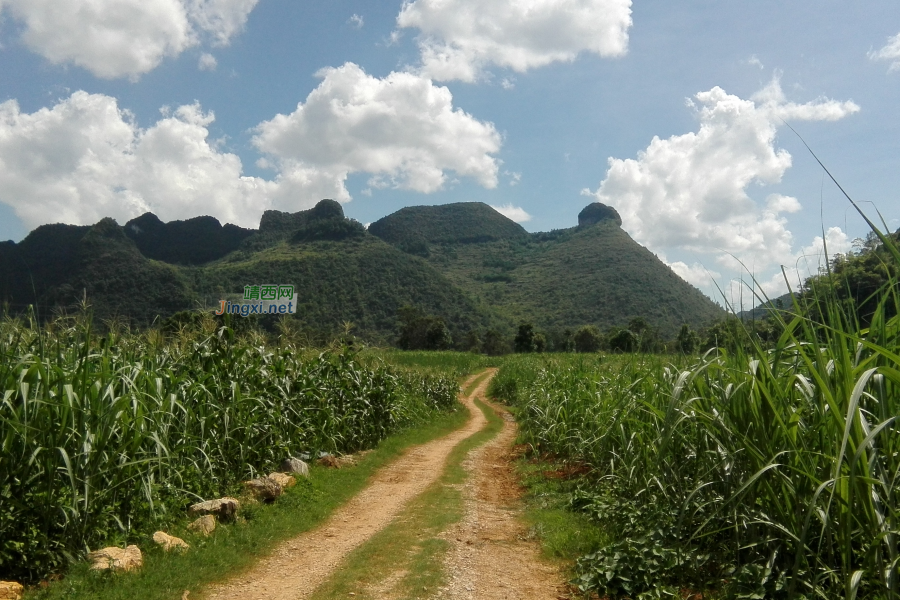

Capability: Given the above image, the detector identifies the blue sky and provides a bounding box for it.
[1,0,898,306]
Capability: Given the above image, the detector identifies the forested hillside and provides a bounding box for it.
[369,202,723,338]
[0,199,723,344]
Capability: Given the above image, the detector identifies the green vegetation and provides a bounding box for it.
[515,454,608,565]
[307,394,504,600]
[123,212,253,266]
[367,201,529,252]
[361,349,496,379]
[1,199,723,347]
[490,243,900,599]
[801,230,900,327]
[26,407,472,600]
[372,202,723,340]
[0,310,460,584]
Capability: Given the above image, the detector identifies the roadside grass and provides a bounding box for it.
[365,349,498,378]
[25,404,473,600]
[514,456,608,567]
[307,396,504,600]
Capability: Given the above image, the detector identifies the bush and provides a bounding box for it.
[573,325,603,353]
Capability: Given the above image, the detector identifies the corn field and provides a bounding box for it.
[0,313,458,583]
[495,280,900,598]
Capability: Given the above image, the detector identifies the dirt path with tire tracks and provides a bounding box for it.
[201,371,494,600]
[201,368,565,600]
[433,400,566,600]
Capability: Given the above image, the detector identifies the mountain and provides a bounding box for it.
[369,202,723,337]
[738,293,794,321]
[0,201,504,341]
[124,213,253,265]
[368,202,529,255]
[0,199,723,344]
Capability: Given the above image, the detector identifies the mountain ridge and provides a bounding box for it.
[0,200,723,344]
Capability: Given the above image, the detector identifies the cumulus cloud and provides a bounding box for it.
[198,52,218,71]
[253,63,501,204]
[491,203,531,223]
[667,260,720,289]
[0,0,258,79]
[0,91,274,229]
[396,0,632,81]
[184,0,259,46]
[584,78,857,269]
[765,193,801,214]
[582,78,858,302]
[0,72,501,230]
[869,32,900,71]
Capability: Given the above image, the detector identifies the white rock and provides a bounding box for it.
[152,531,189,551]
[87,545,143,572]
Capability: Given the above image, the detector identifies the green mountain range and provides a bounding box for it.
[0,200,723,345]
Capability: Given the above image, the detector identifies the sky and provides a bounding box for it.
[1,0,898,309]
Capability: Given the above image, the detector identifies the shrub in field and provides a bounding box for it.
[0,314,458,583]
[573,325,603,353]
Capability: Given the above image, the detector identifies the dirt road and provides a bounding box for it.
[435,403,566,600]
[201,369,564,600]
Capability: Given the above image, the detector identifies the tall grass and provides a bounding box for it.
[499,257,900,598]
[360,349,497,379]
[0,312,458,583]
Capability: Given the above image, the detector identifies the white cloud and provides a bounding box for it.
[0,92,275,229]
[795,227,852,277]
[504,170,521,186]
[253,62,501,204]
[0,0,258,79]
[184,0,259,46]
[869,32,900,71]
[396,0,632,82]
[348,14,364,29]
[765,193,801,214]
[198,52,218,71]
[491,203,531,223]
[744,227,852,304]
[747,55,764,69]
[667,260,720,288]
[584,78,859,280]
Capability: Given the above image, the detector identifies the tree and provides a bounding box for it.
[514,321,542,353]
[559,328,575,352]
[396,305,452,350]
[573,325,603,353]
[626,316,660,352]
[461,330,481,353]
[800,230,899,327]
[425,319,452,350]
[676,324,699,354]
[482,329,509,356]
[608,328,637,353]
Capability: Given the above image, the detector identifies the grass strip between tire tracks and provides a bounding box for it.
[306,395,504,600]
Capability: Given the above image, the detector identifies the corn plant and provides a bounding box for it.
[0,312,458,583]
[503,265,900,598]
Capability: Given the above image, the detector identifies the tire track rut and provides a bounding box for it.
[201,370,496,600]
